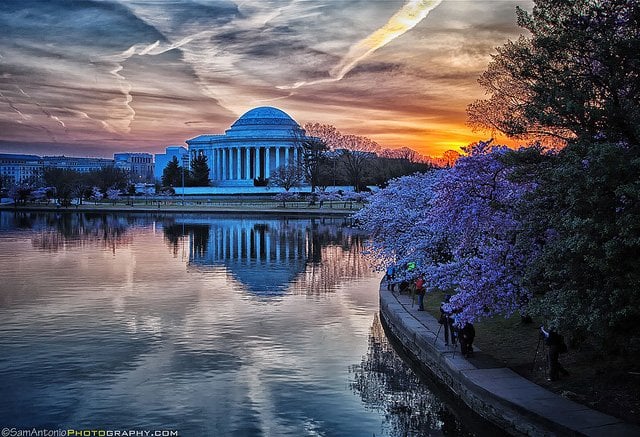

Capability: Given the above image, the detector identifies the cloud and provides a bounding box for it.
[278,0,444,90]
[0,0,533,157]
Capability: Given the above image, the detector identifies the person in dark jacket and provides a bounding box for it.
[540,325,569,381]
[459,322,475,357]
[439,294,456,346]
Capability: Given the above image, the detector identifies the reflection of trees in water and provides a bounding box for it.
[162,222,185,257]
[350,313,474,437]
[291,217,374,294]
[14,212,135,252]
[291,234,373,295]
[190,224,209,258]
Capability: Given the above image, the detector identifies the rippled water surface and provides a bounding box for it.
[0,212,501,436]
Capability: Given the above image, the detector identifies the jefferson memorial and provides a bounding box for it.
[186,106,309,187]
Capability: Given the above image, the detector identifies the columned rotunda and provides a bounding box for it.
[186,107,308,187]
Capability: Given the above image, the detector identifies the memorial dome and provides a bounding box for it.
[225,106,302,137]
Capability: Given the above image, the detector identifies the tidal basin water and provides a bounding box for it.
[0,212,502,436]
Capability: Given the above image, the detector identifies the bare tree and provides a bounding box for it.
[303,123,342,150]
[338,134,379,192]
[269,161,305,191]
[292,129,330,192]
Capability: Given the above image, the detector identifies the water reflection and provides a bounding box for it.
[0,211,502,435]
[161,216,372,295]
[1,212,373,295]
[351,314,488,437]
[1,211,135,252]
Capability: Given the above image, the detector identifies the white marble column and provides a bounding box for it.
[219,149,223,180]
[227,148,233,180]
[245,148,251,180]
[213,149,219,180]
[275,146,280,169]
[284,147,290,165]
[265,147,271,178]
[236,147,241,180]
[293,146,299,164]
[220,149,225,181]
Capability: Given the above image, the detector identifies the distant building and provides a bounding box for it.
[154,146,189,182]
[42,156,114,173]
[114,153,154,183]
[0,153,114,187]
[0,154,42,186]
[186,106,312,187]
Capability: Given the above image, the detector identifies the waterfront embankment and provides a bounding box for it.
[379,282,640,436]
[0,200,357,216]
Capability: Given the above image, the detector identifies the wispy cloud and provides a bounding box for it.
[0,0,532,156]
[278,0,444,89]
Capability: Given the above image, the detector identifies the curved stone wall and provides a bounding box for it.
[379,282,640,437]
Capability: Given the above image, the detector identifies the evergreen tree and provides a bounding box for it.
[189,153,210,186]
[161,156,182,187]
[523,141,640,351]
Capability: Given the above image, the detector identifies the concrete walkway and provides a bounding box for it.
[379,284,640,437]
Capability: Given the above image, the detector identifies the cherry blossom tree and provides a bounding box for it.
[106,188,121,205]
[91,186,103,205]
[357,141,544,325]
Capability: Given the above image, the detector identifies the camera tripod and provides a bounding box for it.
[434,320,458,357]
[531,333,547,377]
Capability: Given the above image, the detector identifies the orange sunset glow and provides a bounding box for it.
[0,0,532,158]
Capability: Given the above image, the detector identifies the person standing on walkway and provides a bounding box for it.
[439,294,456,346]
[415,275,426,311]
[540,324,569,381]
[460,322,475,357]
[385,265,396,291]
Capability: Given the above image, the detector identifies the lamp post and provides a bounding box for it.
[181,165,185,206]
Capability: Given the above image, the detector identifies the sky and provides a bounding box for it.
[0,0,533,158]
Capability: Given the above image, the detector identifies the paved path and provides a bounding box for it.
[380,284,640,437]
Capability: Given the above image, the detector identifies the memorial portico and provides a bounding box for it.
[186,107,306,186]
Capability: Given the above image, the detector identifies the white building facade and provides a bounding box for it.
[186,107,308,187]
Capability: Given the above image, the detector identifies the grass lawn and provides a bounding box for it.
[423,291,640,425]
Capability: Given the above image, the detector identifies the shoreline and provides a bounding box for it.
[0,202,357,217]
[379,281,640,436]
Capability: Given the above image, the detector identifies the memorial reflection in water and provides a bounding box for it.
[163,216,371,294]
[0,211,504,436]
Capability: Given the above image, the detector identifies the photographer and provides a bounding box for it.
[540,324,569,381]
[439,295,456,346]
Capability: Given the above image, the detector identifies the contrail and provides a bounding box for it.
[66,108,118,134]
[101,33,215,132]
[0,89,57,141]
[17,87,67,131]
[0,90,29,120]
[278,0,444,90]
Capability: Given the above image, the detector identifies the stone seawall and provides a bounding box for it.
[379,283,640,437]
